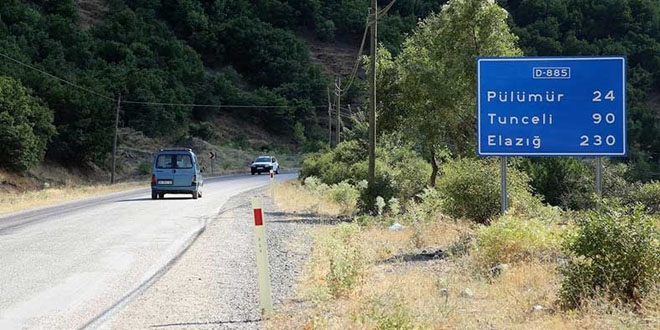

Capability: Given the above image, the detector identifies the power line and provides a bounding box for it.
[339,16,370,96]
[378,0,397,18]
[120,100,311,108]
[339,0,396,96]
[0,51,116,102]
[0,50,329,110]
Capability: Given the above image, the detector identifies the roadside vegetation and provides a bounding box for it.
[2,0,660,186]
[266,0,660,329]
[0,0,442,178]
[270,164,660,329]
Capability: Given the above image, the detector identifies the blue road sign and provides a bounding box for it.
[477,57,626,156]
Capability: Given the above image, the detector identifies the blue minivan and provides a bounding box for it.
[151,148,203,200]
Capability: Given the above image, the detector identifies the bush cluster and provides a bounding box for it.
[559,202,660,309]
[356,298,415,330]
[300,137,431,213]
[636,181,660,214]
[0,76,56,172]
[303,176,360,215]
[434,158,538,224]
[323,223,363,297]
[474,215,562,268]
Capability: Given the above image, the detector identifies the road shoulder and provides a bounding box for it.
[97,187,312,330]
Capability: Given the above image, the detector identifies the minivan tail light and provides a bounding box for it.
[151,174,156,183]
[192,174,197,183]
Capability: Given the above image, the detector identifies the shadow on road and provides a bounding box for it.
[149,319,261,328]
[116,197,195,202]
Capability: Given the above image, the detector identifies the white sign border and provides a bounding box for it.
[477,56,627,157]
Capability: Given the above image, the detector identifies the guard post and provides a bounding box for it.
[269,169,274,199]
[251,198,273,319]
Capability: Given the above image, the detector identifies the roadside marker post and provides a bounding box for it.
[269,170,274,199]
[251,198,273,319]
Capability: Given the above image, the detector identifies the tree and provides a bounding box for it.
[0,76,56,172]
[501,0,660,181]
[382,0,521,186]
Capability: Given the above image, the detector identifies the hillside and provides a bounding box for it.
[1,0,660,184]
[0,0,442,179]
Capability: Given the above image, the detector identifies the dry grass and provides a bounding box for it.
[273,181,347,216]
[266,182,660,330]
[0,181,145,215]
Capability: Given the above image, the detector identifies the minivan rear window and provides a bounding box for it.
[156,154,193,169]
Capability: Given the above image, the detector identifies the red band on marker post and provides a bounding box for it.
[253,208,263,226]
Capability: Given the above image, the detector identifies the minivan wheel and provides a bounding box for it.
[192,191,198,199]
[158,193,165,199]
[151,192,157,200]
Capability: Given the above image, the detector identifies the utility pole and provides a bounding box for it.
[327,86,332,147]
[368,0,377,191]
[336,77,341,145]
[111,92,120,184]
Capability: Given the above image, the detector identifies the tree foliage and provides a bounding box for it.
[0,76,56,172]
[500,0,660,181]
[2,0,660,187]
[0,0,337,170]
[379,0,521,185]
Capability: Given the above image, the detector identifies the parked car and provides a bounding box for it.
[151,148,203,200]
[250,156,279,175]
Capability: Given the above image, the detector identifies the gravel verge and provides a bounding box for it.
[95,187,312,330]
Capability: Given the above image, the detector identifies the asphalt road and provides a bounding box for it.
[0,173,297,330]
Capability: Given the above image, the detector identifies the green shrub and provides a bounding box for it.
[188,122,215,140]
[559,202,660,309]
[303,176,329,194]
[299,140,363,185]
[474,215,562,268]
[137,161,152,175]
[520,159,643,211]
[436,158,498,223]
[415,187,443,218]
[520,158,594,210]
[388,197,401,216]
[314,17,336,42]
[325,223,363,297]
[436,158,534,224]
[637,181,660,214]
[0,76,56,172]
[328,181,359,215]
[356,298,415,330]
[379,135,432,202]
[602,163,639,204]
[301,136,430,214]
